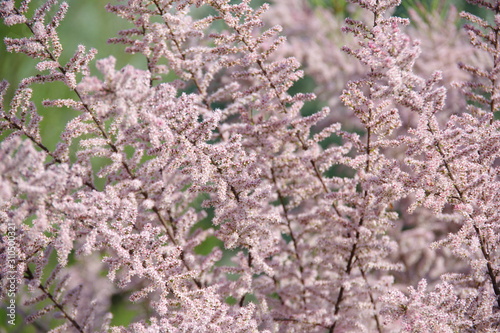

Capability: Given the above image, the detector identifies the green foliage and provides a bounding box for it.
[307,0,483,20]
[110,293,138,327]
[394,0,456,18]
[309,0,349,16]
[194,235,223,255]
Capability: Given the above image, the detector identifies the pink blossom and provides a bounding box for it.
[1,0,500,332]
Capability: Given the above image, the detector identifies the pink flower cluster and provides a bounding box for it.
[1,0,499,332]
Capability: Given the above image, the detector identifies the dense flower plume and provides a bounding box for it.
[1,0,499,332]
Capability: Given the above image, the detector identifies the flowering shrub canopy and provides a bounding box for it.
[1,0,500,332]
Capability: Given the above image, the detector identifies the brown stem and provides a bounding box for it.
[152,0,212,110]
[360,266,383,333]
[25,268,84,333]
[271,167,308,307]
[208,1,342,217]
[14,5,204,290]
[427,122,500,308]
[330,7,380,327]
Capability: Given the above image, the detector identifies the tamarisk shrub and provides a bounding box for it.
[0,0,499,332]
